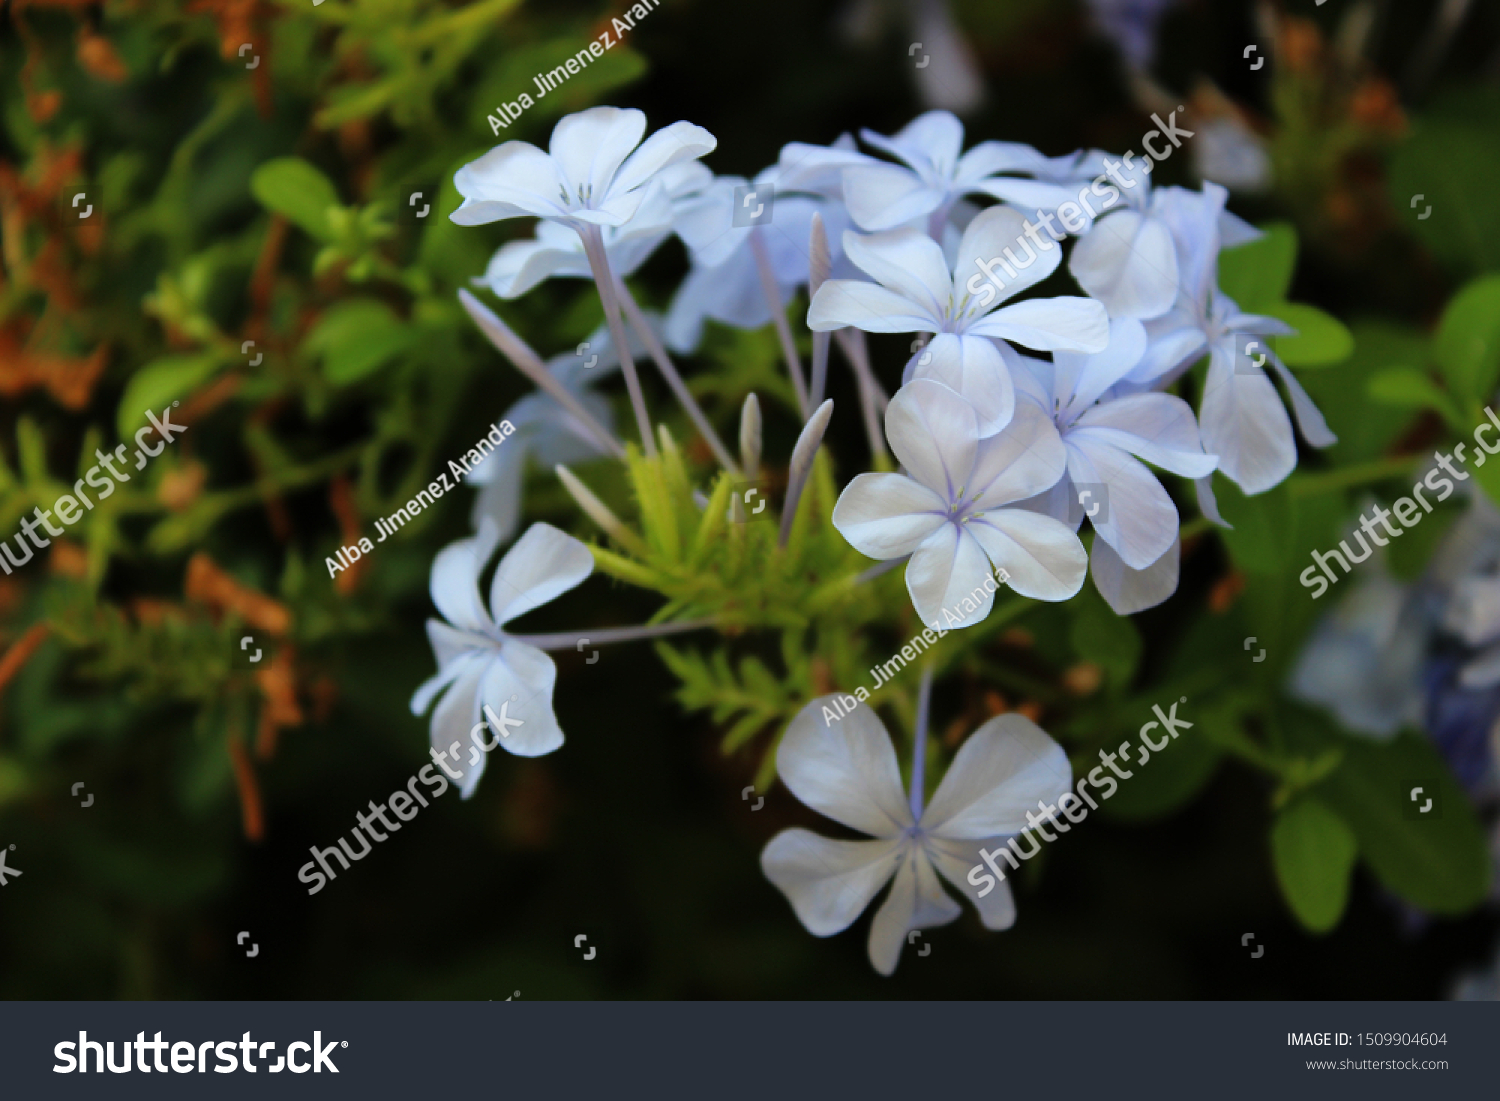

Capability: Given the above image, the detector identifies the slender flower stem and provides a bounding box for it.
[833,328,888,463]
[614,280,740,475]
[809,331,831,410]
[457,289,625,460]
[855,556,906,584]
[909,664,934,821]
[578,225,657,457]
[1288,454,1422,498]
[750,230,809,419]
[510,617,717,652]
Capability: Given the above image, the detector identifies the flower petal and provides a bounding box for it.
[1090,536,1180,615]
[1067,210,1179,319]
[841,163,944,231]
[1198,343,1296,494]
[452,142,568,224]
[609,120,718,198]
[883,378,978,501]
[920,712,1073,838]
[953,205,1064,307]
[488,522,594,629]
[861,110,965,177]
[968,400,1068,510]
[480,640,565,758]
[410,627,485,716]
[905,522,997,630]
[910,333,1015,436]
[807,278,938,334]
[1065,435,1179,570]
[1132,314,1208,383]
[831,473,948,559]
[431,519,503,633]
[1071,392,1217,478]
[1053,317,1148,412]
[966,176,1086,220]
[965,510,1088,601]
[777,695,912,837]
[867,850,961,976]
[548,107,645,202]
[427,653,489,798]
[1265,354,1337,448]
[925,836,1018,930]
[841,227,952,319]
[760,830,904,937]
[967,297,1110,353]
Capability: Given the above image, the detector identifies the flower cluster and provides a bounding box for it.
[408,103,1336,974]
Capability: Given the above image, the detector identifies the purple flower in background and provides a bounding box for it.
[1085,0,1181,71]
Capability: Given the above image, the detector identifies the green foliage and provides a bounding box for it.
[306,299,417,384]
[1388,90,1500,276]
[1434,274,1500,407]
[0,0,1493,1000]
[1315,733,1492,914]
[1271,797,1357,933]
[250,157,343,241]
[1219,223,1353,368]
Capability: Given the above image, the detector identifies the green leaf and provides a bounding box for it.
[1271,796,1357,933]
[1218,222,1297,311]
[250,157,342,241]
[1434,274,1500,403]
[1266,303,1354,367]
[305,299,416,384]
[116,353,223,439]
[1297,320,1430,465]
[1316,732,1491,914]
[1366,366,1463,428]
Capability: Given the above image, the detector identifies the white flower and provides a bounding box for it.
[450,106,716,231]
[1068,164,1260,321]
[840,110,1081,233]
[761,695,1073,976]
[1011,318,1218,570]
[1130,184,1334,494]
[476,163,710,298]
[832,379,1087,628]
[662,138,870,353]
[1066,159,1180,321]
[410,520,594,796]
[1289,562,1425,739]
[467,323,635,538]
[809,205,1108,435]
[665,185,854,353]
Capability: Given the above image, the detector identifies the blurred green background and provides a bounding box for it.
[0,0,1497,998]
